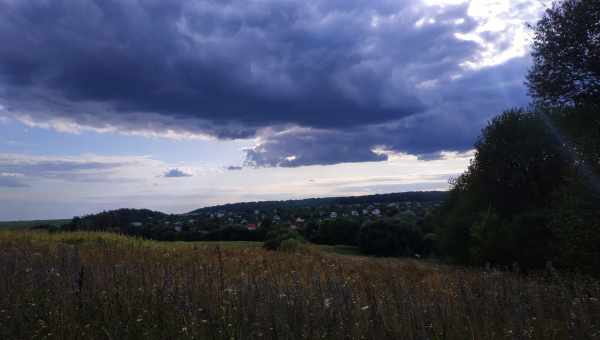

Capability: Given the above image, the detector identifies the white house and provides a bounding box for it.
[372,208,381,216]
[330,212,338,218]
[130,222,143,227]
[351,211,359,216]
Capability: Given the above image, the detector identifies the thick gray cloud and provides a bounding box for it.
[245,128,388,167]
[0,0,534,166]
[245,55,531,166]
[163,168,193,178]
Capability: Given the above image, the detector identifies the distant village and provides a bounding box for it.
[150,200,440,233]
[63,192,447,242]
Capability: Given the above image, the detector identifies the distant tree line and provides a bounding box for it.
[190,191,447,215]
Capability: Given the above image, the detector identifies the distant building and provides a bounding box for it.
[296,217,305,223]
[330,212,338,218]
[273,215,281,222]
[130,222,143,227]
[247,223,257,231]
[351,210,359,216]
[290,225,298,230]
[174,226,182,232]
[362,209,368,215]
[372,208,381,216]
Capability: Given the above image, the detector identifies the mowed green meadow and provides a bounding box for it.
[0,230,598,340]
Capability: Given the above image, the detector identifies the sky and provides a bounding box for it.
[0,0,551,220]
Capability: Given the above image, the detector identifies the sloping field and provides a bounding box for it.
[0,231,598,340]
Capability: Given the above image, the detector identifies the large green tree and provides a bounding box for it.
[436,110,570,268]
[527,0,600,106]
[435,0,600,272]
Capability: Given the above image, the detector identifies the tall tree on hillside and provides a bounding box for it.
[434,0,600,271]
[526,0,600,106]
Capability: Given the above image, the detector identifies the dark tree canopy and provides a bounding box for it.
[527,0,600,106]
[434,107,600,271]
[359,219,423,257]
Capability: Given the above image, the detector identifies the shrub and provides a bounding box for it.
[263,227,304,251]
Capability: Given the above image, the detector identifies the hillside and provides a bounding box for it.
[189,191,448,215]
[59,191,447,244]
[0,230,597,340]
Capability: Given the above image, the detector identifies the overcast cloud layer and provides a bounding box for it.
[0,0,546,166]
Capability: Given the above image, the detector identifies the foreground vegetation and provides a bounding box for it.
[1,231,599,340]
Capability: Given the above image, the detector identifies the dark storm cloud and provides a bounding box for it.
[245,56,532,165]
[0,0,531,166]
[163,168,192,178]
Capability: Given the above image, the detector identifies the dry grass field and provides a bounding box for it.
[0,231,598,340]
